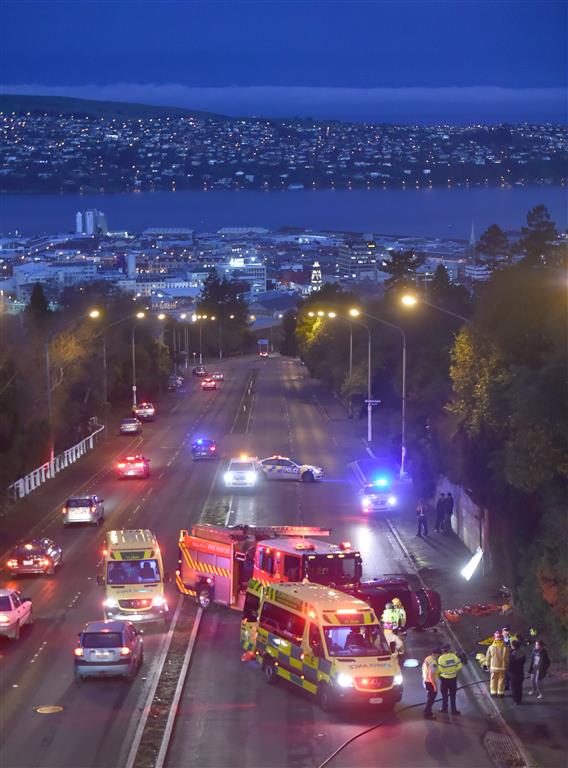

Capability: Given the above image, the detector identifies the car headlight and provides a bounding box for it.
[394,673,403,686]
[336,673,354,688]
[362,496,371,506]
[388,496,397,506]
[104,598,118,608]
[152,596,167,607]
[224,472,234,483]
[245,472,256,484]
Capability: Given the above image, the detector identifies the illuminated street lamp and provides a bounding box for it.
[401,293,468,323]
[131,312,146,408]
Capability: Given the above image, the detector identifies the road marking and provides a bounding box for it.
[154,608,204,768]
[67,591,82,609]
[123,596,183,768]
[30,641,47,664]
[224,497,234,527]
[35,705,63,714]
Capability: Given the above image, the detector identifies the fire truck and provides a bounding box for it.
[176,524,440,628]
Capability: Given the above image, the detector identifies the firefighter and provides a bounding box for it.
[422,648,441,719]
[486,630,510,697]
[438,643,463,715]
[391,597,407,631]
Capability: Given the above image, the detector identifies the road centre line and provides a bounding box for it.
[123,596,183,768]
[154,608,204,768]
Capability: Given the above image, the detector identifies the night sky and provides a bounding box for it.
[2,0,566,122]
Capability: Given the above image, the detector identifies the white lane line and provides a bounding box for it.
[224,496,234,527]
[67,590,82,609]
[154,608,204,768]
[123,596,183,768]
[158,473,164,480]
[30,641,47,664]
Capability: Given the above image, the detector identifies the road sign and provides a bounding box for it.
[365,399,381,405]
[258,339,269,345]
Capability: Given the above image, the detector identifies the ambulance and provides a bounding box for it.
[98,529,169,623]
[241,580,403,711]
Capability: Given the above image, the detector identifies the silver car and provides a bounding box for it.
[62,496,105,526]
[119,418,142,435]
[74,620,144,681]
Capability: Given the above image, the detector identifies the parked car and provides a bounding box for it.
[0,589,33,640]
[62,495,105,526]
[6,538,63,577]
[74,620,144,680]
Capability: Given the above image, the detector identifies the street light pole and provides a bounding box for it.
[219,322,223,359]
[45,341,54,477]
[199,323,203,365]
[131,325,137,409]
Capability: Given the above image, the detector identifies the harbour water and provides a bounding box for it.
[0,186,565,237]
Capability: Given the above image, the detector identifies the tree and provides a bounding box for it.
[476,224,510,264]
[380,249,425,288]
[25,282,51,329]
[197,268,251,356]
[278,311,298,357]
[517,205,559,267]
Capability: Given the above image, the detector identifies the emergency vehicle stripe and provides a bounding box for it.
[322,610,376,625]
[175,571,197,596]
[179,542,231,579]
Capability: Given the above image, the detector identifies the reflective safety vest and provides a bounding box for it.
[381,607,399,627]
[422,655,439,689]
[438,651,463,679]
[394,605,407,628]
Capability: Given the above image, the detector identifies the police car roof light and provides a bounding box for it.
[339,541,352,550]
[374,477,388,487]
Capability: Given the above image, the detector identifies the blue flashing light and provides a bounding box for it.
[196,439,203,445]
[374,477,388,487]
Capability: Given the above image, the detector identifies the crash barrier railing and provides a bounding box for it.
[9,425,105,500]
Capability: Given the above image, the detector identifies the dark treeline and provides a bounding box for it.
[282,206,567,651]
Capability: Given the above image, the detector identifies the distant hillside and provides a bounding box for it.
[0,93,225,120]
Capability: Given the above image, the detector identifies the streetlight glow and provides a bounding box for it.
[401,295,418,307]
[349,308,360,317]
[317,310,325,317]
[180,313,187,319]
[88,309,100,319]
[327,311,336,318]
[157,313,166,320]
[308,311,315,317]
[136,311,145,319]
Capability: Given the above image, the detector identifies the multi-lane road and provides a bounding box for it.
[0,356,511,768]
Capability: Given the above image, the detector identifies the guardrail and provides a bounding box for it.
[9,425,105,500]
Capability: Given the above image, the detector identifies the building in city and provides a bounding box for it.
[75,209,108,236]
[337,240,377,279]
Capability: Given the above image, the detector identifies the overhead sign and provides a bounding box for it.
[258,339,269,345]
[365,399,381,405]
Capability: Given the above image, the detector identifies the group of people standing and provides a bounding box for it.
[416,492,454,537]
[486,627,551,704]
[422,628,551,720]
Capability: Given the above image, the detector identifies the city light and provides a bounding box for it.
[349,308,360,317]
[157,313,166,320]
[135,311,145,319]
[401,295,418,307]
[88,309,100,319]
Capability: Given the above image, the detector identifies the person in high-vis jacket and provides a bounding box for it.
[391,597,407,631]
[486,631,510,697]
[381,602,398,628]
[438,644,463,714]
[422,648,441,719]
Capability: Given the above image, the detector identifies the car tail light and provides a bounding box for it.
[210,446,216,452]
[120,646,131,656]
[6,559,17,569]
[91,506,96,513]
[74,647,84,657]
[102,549,108,557]
[117,463,126,469]
[62,507,67,514]
[42,558,51,567]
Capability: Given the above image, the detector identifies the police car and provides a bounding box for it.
[191,438,218,460]
[259,455,324,482]
[224,456,260,487]
[359,477,398,512]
